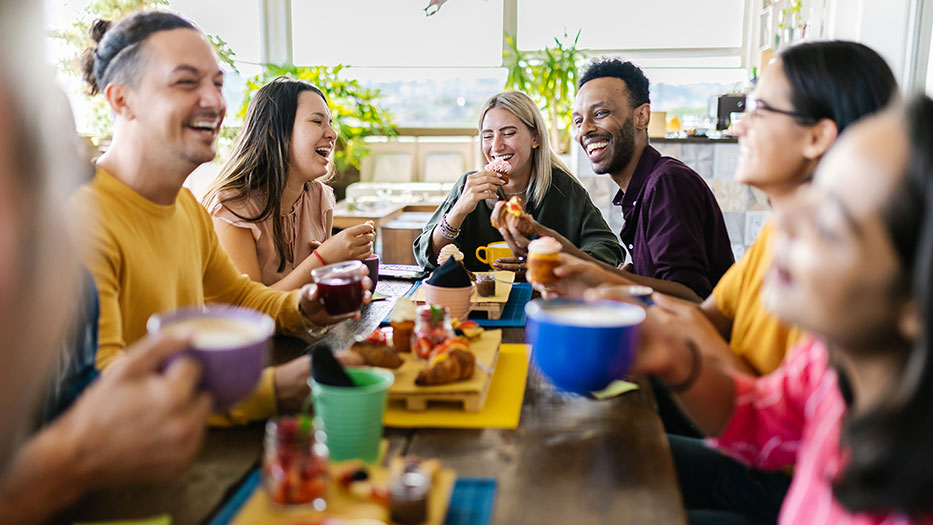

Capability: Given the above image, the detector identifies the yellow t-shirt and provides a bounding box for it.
[72,168,309,424]
[712,220,805,375]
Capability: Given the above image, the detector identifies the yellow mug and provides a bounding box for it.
[475,242,514,270]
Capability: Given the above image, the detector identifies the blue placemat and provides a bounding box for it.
[444,477,497,525]
[208,469,497,525]
[380,282,532,328]
[208,469,260,525]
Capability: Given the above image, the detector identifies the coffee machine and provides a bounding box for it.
[709,94,746,131]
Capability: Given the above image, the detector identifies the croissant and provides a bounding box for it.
[490,196,534,235]
[415,349,475,385]
[350,341,404,369]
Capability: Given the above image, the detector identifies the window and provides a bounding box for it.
[517,0,746,51]
[515,0,749,124]
[292,0,503,67]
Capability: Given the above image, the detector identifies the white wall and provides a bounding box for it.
[827,0,914,87]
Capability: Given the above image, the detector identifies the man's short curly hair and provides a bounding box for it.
[578,58,650,108]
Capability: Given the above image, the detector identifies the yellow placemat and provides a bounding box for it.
[231,461,455,525]
[383,344,529,429]
[414,271,515,304]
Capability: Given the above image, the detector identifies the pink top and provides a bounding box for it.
[709,337,924,525]
[208,181,335,286]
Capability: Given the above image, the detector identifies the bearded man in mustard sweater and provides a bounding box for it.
[70,11,370,425]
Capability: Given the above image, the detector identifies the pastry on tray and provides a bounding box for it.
[390,297,416,353]
[415,348,475,386]
[436,243,464,266]
[350,329,403,369]
[490,196,534,235]
[452,319,484,340]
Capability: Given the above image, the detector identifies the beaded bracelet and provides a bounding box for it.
[439,214,461,239]
[438,225,458,240]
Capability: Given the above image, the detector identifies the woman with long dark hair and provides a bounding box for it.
[204,77,374,290]
[598,95,933,523]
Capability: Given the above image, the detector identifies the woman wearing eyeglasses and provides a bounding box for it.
[653,40,897,524]
[538,40,899,523]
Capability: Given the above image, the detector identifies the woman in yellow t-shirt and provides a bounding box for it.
[666,41,899,375]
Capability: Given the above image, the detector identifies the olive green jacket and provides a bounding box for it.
[413,168,624,271]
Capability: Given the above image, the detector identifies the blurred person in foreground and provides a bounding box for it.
[597,96,933,524]
[0,3,212,522]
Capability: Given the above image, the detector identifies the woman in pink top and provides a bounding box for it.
[204,78,374,290]
[597,96,933,524]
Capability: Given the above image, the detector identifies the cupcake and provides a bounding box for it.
[390,297,416,352]
[526,236,562,285]
[484,158,511,184]
[437,243,464,267]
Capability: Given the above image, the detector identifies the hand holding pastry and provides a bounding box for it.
[490,197,534,236]
[530,252,632,300]
[449,171,504,219]
[484,158,511,185]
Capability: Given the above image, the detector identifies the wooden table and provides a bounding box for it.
[60,280,685,524]
[331,202,407,230]
[331,201,441,230]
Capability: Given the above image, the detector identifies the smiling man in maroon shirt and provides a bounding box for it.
[572,58,734,301]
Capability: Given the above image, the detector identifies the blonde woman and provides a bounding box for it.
[414,91,623,272]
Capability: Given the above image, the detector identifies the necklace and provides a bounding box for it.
[503,187,527,197]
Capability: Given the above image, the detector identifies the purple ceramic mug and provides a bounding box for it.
[147,305,275,410]
[363,253,380,291]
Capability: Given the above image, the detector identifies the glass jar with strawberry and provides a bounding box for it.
[412,305,454,360]
[262,416,330,509]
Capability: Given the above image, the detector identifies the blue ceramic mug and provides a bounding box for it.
[525,299,646,394]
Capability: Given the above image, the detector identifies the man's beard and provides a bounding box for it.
[593,114,636,175]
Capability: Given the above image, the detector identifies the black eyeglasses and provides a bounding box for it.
[746,98,817,125]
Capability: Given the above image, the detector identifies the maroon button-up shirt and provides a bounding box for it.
[612,145,734,298]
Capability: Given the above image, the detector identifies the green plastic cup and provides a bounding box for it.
[310,367,394,463]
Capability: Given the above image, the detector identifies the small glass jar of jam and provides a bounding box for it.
[412,305,454,360]
[262,416,329,510]
[390,466,430,524]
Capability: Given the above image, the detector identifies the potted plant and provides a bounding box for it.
[502,30,584,154]
[237,64,396,177]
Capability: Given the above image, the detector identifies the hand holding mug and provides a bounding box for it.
[303,261,373,324]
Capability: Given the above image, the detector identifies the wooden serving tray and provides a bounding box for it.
[413,271,515,319]
[388,329,502,412]
[231,459,456,525]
